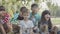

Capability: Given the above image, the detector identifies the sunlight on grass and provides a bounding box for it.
[51,18,60,25]
[51,18,60,30]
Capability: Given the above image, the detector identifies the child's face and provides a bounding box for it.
[45,14,51,21]
[23,11,30,20]
[32,6,39,13]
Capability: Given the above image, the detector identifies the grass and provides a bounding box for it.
[51,18,60,30]
[51,18,60,25]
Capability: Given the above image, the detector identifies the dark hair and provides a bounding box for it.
[20,7,29,15]
[38,10,52,30]
[20,7,27,12]
[17,7,28,20]
[41,10,50,22]
[0,6,5,11]
[31,3,38,8]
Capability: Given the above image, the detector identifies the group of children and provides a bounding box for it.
[0,3,59,34]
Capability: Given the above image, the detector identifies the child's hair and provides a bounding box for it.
[50,26,58,34]
[20,7,27,12]
[0,6,5,11]
[31,3,38,8]
[38,10,52,31]
[20,7,28,14]
[41,24,48,32]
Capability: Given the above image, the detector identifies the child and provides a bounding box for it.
[0,6,12,34]
[50,26,58,34]
[19,8,34,34]
[30,3,40,26]
[0,13,6,34]
[30,3,40,33]
[12,7,27,34]
[17,7,27,20]
[40,24,49,34]
[38,10,52,33]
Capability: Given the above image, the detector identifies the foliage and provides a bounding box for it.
[0,0,60,17]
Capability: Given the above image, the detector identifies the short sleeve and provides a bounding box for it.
[18,21,25,28]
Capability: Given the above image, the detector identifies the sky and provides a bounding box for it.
[39,0,60,11]
[52,0,60,6]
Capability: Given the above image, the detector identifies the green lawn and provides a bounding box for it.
[51,18,60,25]
[51,18,60,30]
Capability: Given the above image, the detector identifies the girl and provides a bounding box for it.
[38,10,52,34]
[19,8,34,34]
[17,7,27,20]
[0,6,12,34]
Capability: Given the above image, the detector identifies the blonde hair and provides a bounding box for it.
[40,24,48,32]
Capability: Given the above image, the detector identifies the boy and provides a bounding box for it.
[30,3,41,33]
[17,7,27,20]
[19,8,34,34]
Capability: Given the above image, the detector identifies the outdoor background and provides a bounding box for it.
[0,0,60,27]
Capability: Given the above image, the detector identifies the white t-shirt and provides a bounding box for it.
[19,20,34,28]
[19,20,34,34]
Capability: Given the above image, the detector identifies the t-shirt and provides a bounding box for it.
[2,13,10,23]
[19,20,34,28]
[10,13,19,24]
[30,13,41,26]
[19,20,34,34]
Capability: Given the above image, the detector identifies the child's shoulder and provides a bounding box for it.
[28,20,33,22]
[19,20,24,23]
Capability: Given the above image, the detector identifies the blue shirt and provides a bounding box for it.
[30,13,41,26]
[10,13,19,24]
[13,13,19,20]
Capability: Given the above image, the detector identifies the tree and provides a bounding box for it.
[46,1,59,17]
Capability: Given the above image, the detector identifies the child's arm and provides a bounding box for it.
[19,21,23,34]
[0,24,6,34]
[20,28,23,34]
[30,28,34,34]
